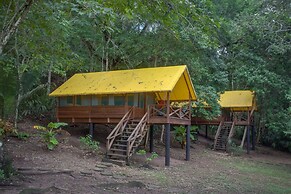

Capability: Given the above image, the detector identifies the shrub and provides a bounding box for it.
[227,140,244,156]
[0,169,4,180]
[174,125,198,149]
[0,154,15,180]
[80,134,99,152]
[34,122,67,150]
[16,132,30,140]
[137,149,159,163]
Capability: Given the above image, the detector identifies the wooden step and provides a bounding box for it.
[107,153,127,158]
[112,144,127,147]
[119,135,130,139]
[116,139,127,143]
[123,131,133,134]
[110,148,127,152]
[102,158,126,166]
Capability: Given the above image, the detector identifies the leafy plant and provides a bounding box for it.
[15,132,30,140]
[0,128,4,138]
[0,119,15,136]
[174,125,198,149]
[0,169,4,180]
[80,134,100,152]
[34,122,67,150]
[0,154,15,180]
[227,140,244,156]
[137,149,159,163]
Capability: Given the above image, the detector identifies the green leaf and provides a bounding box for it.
[47,122,68,130]
[50,137,58,145]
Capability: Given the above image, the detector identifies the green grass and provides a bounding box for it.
[267,183,291,194]
[224,159,291,193]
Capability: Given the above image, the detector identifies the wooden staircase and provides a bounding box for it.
[106,110,149,164]
[214,121,235,151]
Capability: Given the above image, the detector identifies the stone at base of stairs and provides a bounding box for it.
[102,157,126,166]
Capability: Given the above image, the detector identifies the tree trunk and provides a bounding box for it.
[0,0,34,56]
[14,93,21,128]
[105,37,110,71]
[0,94,4,119]
[47,63,52,95]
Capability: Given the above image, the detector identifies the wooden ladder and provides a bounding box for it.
[106,112,149,164]
[214,121,235,151]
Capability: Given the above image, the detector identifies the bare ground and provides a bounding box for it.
[1,120,291,194]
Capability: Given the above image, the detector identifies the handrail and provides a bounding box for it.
[149,104,190,120]
[149,104,167,117]
[126,112,149,158]
[214,120,223,150]
[106,107,133,152]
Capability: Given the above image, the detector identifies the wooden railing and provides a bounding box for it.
[213,121,223,150]
[148,104,190,120]
[106,108,133,152]
[126,112,149,158]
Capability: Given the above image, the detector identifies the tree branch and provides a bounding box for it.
[19,83,48,102]
[0,0,34,54]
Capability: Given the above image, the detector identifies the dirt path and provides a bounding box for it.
[1,121,291,193]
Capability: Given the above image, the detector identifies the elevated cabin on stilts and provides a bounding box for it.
[49,65,197,166]
[192,90,256,153]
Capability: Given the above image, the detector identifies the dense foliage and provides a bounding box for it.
[0,0,290,151]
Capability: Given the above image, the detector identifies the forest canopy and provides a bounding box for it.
[0,0,290,151]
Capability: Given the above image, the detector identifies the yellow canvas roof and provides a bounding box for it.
[219,90,256,111]
[49,65,197,101]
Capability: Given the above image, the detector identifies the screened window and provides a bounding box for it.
[139,93,144,108]
[133,94,138,106]
[101,96,109,105]
[76,96,82,105]
[128,95,134,106]
[75,96,91,106]
[109,96,114,105]
[82,96,91,106]
[114,96,125,106]
[59,96,73,107]
[92,96,100,106]
[147,93,155,105]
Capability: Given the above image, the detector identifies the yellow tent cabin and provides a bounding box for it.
[50,65,197,166]
[192,90,256,153]
[50,65,197,125]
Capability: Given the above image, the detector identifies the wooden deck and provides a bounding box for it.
[57,106,145,124]
[191,112,252,126]
[56,104,191,125]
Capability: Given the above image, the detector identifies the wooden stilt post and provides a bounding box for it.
[252,125,256,150]
[186,125,190,161]
[165,123,170,166]
[247,125,250,154]
[89,123,94,138]
[205,125,208,139]
[240,126,247,148]
[149,125,154,153]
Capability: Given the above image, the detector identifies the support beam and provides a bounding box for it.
[149,125,154,153]
[247,125,250,154]
[165,123,171,166]
[240,126,247,148]
[252,125,256,150]
[89,123,94,138]
[166,92,170,123]
[186,125,190,161]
